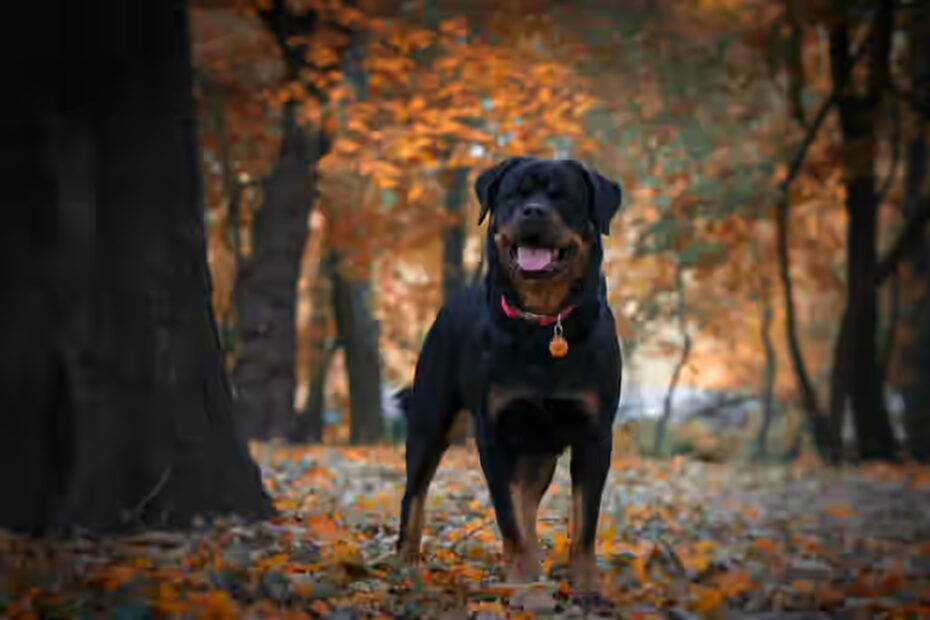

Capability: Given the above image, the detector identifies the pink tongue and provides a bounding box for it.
[516,247,552,271]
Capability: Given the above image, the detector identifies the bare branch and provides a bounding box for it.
[780,19,874,192]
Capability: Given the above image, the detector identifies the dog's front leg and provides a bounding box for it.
[569,435,611,593]
[478,439,557,583]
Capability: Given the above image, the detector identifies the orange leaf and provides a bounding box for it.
[755,537,778,554]
[692,586,724,614]
[822,504,852,519]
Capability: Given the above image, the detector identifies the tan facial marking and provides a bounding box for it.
[496,227,592,315]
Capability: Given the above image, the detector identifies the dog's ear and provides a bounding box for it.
[568,161,623,236]
[475,157,532,226]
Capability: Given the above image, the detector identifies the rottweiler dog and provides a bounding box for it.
[396,157,623,592]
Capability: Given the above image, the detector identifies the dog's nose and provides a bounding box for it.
[521,203,547,219]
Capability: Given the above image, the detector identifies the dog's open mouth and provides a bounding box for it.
[509,244,574,279]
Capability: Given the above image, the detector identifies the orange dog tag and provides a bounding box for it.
[549,317,568,357]
[549,333,569,357]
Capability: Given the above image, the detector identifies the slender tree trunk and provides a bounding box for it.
[441,167,470,302]
[654,265,690,455]
[327,29,384,445]
[828,313,851,461]
[784,0,808,128]
[295,343,338,443]
[754,303,778,460]
[0,0,272,533]
[829,1,897,460]
[900,1,930,461]
[330,253,384,444]
[440,167,471,444]
[775,192,834,459]
[291,258,337,444]
[198,77,245,360]
[774,7,837,459]
[231,102,327,441]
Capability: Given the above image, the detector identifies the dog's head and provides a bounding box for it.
[475,157,622,314]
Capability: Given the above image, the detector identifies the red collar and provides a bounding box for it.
[500,295,576,326]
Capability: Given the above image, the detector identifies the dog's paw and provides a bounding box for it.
[503,551,541,584]
[509,584,558,613]
[388,544,422,568]
[569,553,600,592]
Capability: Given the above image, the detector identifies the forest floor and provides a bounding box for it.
[2,444,930,619]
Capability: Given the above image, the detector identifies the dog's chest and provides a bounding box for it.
[461,322,608,451]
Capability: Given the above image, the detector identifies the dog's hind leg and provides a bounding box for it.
[396,312,461,562]
[397,436,447,562]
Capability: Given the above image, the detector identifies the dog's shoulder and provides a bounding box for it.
[435,284,490,334]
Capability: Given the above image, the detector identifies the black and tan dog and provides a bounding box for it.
[396,157,623,592]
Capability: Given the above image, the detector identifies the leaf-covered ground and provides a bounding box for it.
[3,445,930,618]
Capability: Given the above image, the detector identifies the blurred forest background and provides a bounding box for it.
[191,0,930,463]
[4,0,930,615]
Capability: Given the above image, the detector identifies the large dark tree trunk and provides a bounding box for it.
[0,1,272,534]
[231,103,326,441]
[828,1,898,460]
[330,254,384,444]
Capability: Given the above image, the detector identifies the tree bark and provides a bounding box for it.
[230,0,345,441]
[231,102,327,441]
[829,1,898,460]
[0,0,272,534]
[330,253,384,444]
[654,264,690,455]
